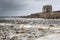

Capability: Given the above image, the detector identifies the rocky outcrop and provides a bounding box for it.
[20,11,60,19]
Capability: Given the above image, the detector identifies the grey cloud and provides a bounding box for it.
[0,0,28,16]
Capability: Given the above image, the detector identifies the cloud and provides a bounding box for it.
[0,0,28,16]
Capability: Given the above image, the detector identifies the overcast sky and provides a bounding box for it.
[0,0,60,16]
